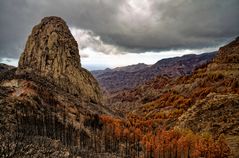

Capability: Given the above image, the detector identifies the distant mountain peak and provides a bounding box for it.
[114,63,149,72]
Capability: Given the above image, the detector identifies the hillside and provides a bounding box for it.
[105,37,239,157]
[108,37,239,129]
[0,16,117,157]
[0,63,14,73]
[92,52,216,92]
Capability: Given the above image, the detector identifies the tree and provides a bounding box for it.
[216,134,230,158]
[123,128,130,156]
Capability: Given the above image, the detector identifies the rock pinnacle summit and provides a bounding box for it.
[17,16,102,103]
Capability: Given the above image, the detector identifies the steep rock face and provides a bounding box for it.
[17,16,101,103]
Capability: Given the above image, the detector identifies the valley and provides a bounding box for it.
[0,16,238,158]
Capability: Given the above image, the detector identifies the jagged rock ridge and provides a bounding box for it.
[17,16,101,103]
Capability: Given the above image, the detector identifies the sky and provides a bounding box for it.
[0,0,239,70]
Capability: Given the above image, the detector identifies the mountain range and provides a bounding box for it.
[92,52,217,92]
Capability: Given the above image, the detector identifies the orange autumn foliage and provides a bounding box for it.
[100,115,231,158]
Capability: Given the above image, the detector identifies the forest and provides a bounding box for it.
[2,102,230,158]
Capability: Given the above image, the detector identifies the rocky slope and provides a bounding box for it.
[0,63,14,73]
[0,16,116,157]
[106,37,239,157]
[92,52,216,92]
[109,37,239,129]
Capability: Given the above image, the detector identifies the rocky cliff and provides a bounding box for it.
[0,16,115,157]
[17,16,101,104]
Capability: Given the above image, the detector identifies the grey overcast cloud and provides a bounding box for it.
[0,0,239,69]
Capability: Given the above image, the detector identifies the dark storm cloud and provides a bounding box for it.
[0,0,125,58]
[0,0,239,59]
